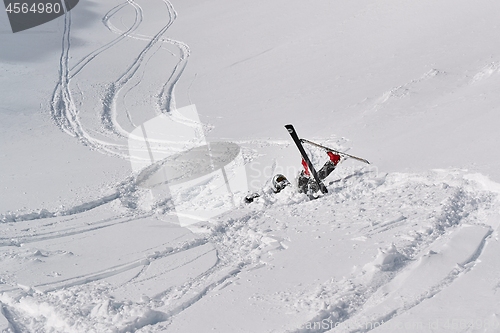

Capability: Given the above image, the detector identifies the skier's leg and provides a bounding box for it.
[298,152,341,194]
[296,158,314,193]
[297,170,310,193]
[317,161,336,180]
[318,152,341,180]
[301,158,310,176]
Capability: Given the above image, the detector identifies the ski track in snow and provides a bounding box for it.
[50,0,190,160]
[1,164,499,331]
[2,122,500,332]
[336,227,494,333]
[2,1,500,332]
[283,171,499,333]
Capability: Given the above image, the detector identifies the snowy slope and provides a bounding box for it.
[1,0,500,332]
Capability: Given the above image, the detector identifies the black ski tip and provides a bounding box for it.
[319,183,328,194]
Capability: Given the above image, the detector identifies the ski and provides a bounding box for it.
[300,138,370,164]
[285,125,328,194]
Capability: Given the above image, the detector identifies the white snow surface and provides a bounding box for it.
[1,0,500,332]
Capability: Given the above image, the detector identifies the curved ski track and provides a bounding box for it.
[0,1,235,330]
[50,0,190,160]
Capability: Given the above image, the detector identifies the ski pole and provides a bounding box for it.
[300,138,370,164]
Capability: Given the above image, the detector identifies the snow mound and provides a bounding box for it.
[366,244,408,272]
